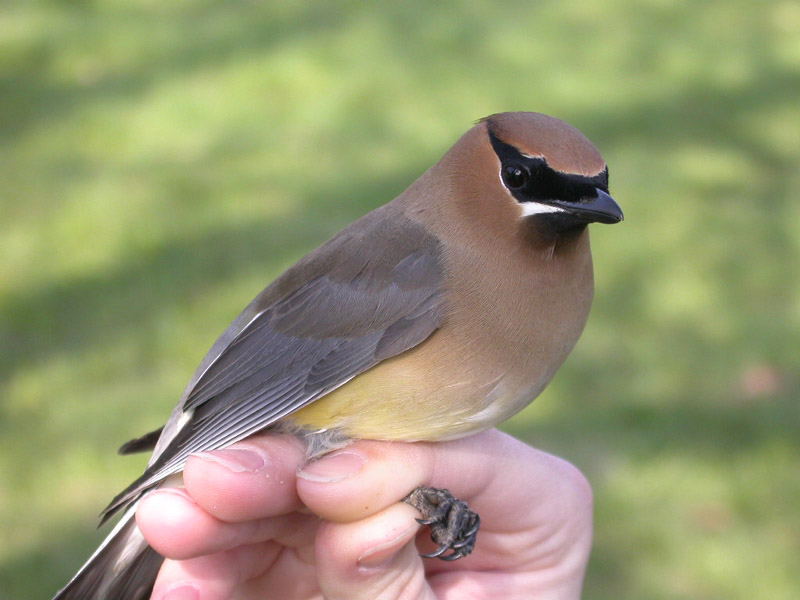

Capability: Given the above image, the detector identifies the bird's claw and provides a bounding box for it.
[403,486,480,561]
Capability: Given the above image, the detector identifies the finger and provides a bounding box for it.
[296,439,431,523]
[297,429,593,568]
[136,487,317,560]
[295,429,511,524]
[151,535,323,600]
[315,503,437,600]
[182,433,307,523]
[150,541,280,600]
[150,551,256,600]
[299,429,588,525]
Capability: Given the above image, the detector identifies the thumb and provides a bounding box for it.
[314,502,437,600]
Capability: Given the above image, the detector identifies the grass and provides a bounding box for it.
[2,1,799,598]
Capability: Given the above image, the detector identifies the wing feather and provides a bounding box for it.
[102,205,444,520]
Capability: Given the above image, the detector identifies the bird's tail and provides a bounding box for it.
[52,507,163,600]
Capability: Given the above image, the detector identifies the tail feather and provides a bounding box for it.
[52,508,163,600]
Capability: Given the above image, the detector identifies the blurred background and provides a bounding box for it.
[2,1,798,598]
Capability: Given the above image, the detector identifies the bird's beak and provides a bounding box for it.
[552,188,624,225]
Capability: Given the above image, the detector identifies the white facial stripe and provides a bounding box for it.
[495,167,567,218]
[520,152,545,160]
[519,202,566,217]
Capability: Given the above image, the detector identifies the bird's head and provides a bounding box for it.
[479,112,623,231]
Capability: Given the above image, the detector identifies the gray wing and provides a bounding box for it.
[102,204,444,520]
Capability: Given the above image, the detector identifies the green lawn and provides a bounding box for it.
[2,1,799,598]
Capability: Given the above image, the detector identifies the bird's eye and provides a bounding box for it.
[501,164,528,189]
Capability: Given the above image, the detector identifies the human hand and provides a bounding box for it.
[136,428,593,600]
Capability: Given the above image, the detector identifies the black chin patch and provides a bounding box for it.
[487,128,609,207]
[536,212,591,235]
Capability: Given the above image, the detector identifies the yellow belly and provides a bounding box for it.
[287,330,548,442]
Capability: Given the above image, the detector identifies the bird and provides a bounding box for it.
[52,111,622,599]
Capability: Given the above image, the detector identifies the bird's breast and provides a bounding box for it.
[289,232,593,443]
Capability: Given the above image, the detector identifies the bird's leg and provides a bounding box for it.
[403,486,480,561]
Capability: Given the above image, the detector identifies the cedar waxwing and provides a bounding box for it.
[52,111,622,600]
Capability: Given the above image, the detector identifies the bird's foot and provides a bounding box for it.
[403,486,480,561]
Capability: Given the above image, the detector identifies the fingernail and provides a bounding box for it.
[144,487,196,506]
[357,525,417,568]
[192,448,266,473]
[159,585,199,600]
[297,452,365,483]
